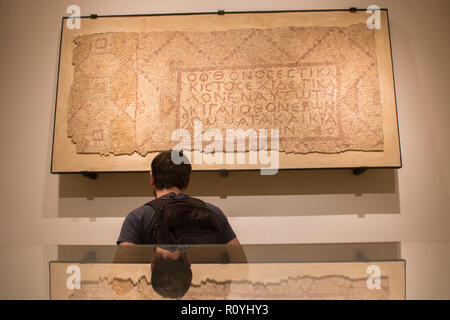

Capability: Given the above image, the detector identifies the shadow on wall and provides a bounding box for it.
[56,168,400,218]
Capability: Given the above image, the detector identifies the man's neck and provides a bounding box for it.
[155,187,183,198]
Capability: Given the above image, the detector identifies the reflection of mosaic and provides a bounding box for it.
[68,24,383,156]
[68,274,389,300]
[51,262,406,300]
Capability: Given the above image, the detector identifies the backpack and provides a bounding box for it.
[145,196,224,244]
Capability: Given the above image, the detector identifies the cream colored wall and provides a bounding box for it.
[0,0,449,299]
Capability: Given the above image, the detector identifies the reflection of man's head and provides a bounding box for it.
[151,246,192,299]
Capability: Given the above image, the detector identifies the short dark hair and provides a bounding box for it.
[151,150,191,190]
[151,253,192,299]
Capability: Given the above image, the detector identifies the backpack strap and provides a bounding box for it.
[144,197,172,244]
[144,197,172,212]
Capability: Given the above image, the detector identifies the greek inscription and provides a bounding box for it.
[178,64,341,140]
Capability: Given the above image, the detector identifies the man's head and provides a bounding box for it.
[150,150,191,191]
[151,247,192,299]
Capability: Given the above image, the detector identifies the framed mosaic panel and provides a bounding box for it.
[51,9,401,172]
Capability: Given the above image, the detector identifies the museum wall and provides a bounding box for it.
[0,0,449,299]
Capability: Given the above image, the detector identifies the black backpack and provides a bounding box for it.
[145,196,224,244]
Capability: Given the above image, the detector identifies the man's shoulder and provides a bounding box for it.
[126,202,156,220]
[203,201,224,215]
[200,199,236,243]
[202,201,230,226]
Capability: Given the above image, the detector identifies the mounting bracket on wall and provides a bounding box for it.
[81,171,98,180]
[353,167,368,176]
[219,169,229,178]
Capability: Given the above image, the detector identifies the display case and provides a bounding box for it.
[49,243,405,299]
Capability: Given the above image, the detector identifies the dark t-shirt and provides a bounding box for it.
[117,192,236,244]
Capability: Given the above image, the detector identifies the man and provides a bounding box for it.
[116,150,241,298]
[117,150,240,246]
